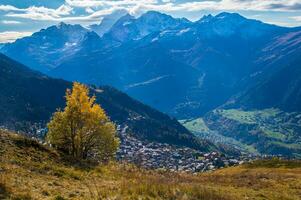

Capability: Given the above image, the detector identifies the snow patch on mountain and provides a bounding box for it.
[123,21,132,26]
[151,37,159,42]
[177,28,191,36]
[125,75,171,89]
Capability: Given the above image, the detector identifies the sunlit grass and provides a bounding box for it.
[1,130,301,200]
[179,118,210,133]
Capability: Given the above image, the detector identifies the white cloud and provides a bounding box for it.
[0,31,32,43]
[60,7,124,23]
[0,5,23,12]
[64,0,301,12]
[5,5,73,21]
[290,16,301,22]
[56,5,74,15]
[65,0,105,8]
[2,20,21,24]
[65,0,158,8]
[134,0,301,13]
[2,3,118,23]
[85,7,95,14]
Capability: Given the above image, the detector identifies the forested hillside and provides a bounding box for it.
[0,53,213,151]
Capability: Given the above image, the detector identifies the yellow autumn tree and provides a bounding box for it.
[47,82,119,161]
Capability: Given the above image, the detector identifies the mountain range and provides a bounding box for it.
[1,11,301,156]
[2,11,301,119]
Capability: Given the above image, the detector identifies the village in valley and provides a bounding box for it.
[116,125,257,173]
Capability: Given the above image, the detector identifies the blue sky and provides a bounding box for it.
[1,0,301,43]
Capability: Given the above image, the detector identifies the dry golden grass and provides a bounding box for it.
[1,130,301,200]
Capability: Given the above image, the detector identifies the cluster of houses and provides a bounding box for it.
[116,126,250,173]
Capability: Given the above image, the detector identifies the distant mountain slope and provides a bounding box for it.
[102,11,191,44]
[231,59,301,112]
[1,23,90,73]
[89,9,128,37]
[226,30,301,112]
[0,53,214,151]
[0,53,68,125]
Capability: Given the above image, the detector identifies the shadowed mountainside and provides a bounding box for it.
[0,53,214,152]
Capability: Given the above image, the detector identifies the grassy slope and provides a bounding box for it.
[182,108,301,157]
[1,130,301,200]
[179,118,210,133]
[212,109,300,142]
[212,109,301,156]
[180,118,259,154]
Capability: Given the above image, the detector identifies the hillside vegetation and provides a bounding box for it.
[181,108,301,157]
[1,130,301,200]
